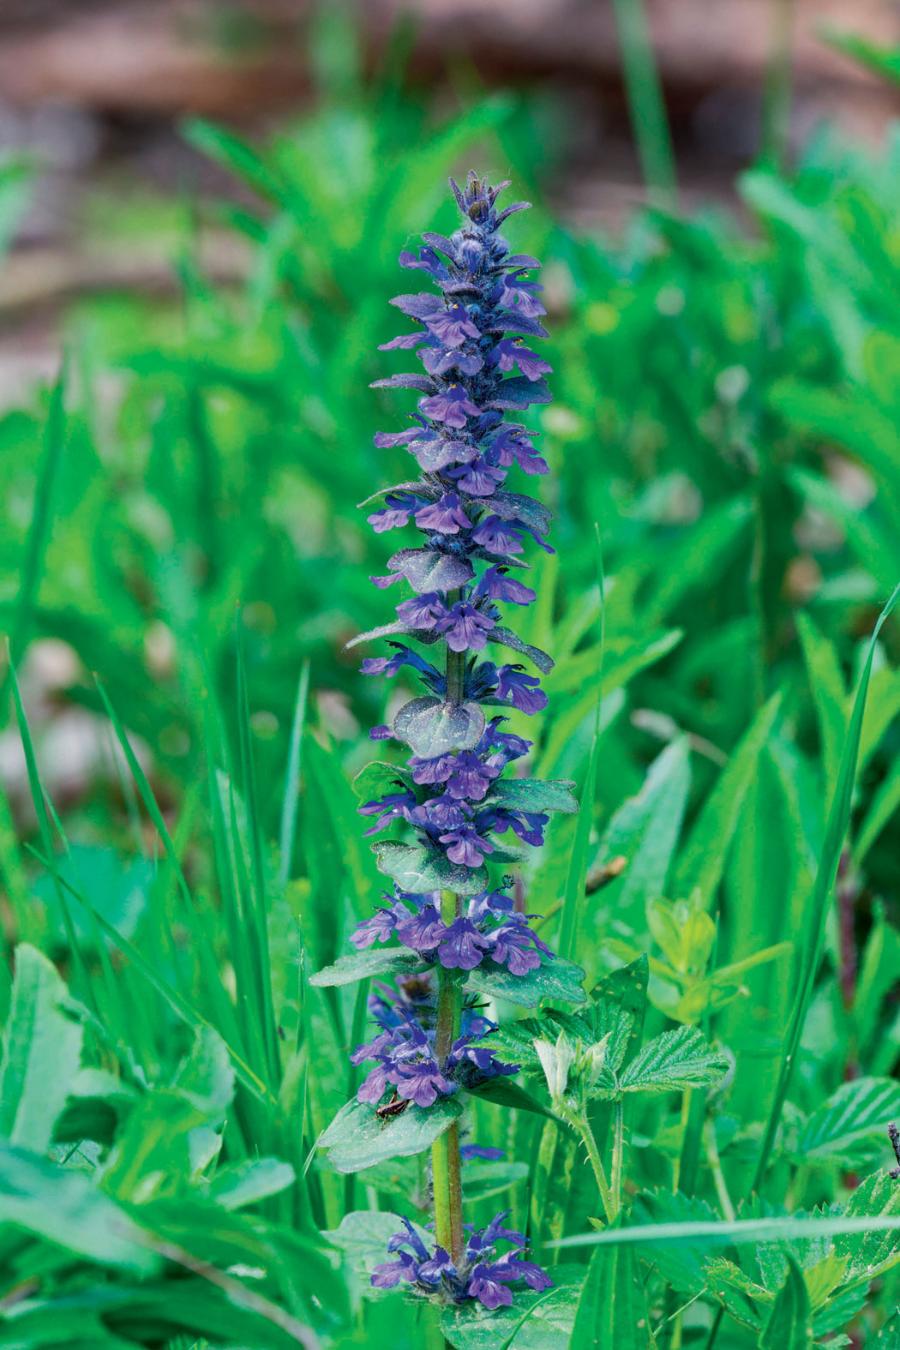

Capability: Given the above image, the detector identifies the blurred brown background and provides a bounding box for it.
[0,0,896,389]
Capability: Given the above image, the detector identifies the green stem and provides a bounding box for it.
[610,1099,625,1219]
[432,901,464,1259]
[568,1109,614,1224]
[704,1117,736,1222]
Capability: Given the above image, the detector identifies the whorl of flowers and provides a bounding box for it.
[330,172,572,1308]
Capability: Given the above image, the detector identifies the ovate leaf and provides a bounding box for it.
[320,1096,462,1173]
[393,697,485,757]
[373,841,487,895]
[310,947,424,988]
[490,778,578,814]
[466,958,586,1008]
[388,547,474,593]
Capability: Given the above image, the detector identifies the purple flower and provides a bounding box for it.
[396,592,447,630]
[350,907,399,949]
[414,492,471,534]
[359,790,416,835]
[394,1059,455,1108]
[395,903,446,952]
[472,515,526,556]
[489,916,553,975]
[439,823,494,868]
[361,644,442,683]
[460,1144,505,1161]
[419,385,481,429]
[496,665,547,713]
[444,751,499,801]
[422,343,484,377]
[424,302,480,349]
[491,338,552,381]
[438,603,495,653]
[477,567,536,606]
[409,753,455,786]
[437,918,490,970]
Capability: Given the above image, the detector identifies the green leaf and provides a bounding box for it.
[491,627,554,674]
[758,1259,813,1348]
[673,691,783,904]
[388,547,474,593]
[206,1157,296,1210]
[352,759,413,803]
[0,944,83,1152]
[393,697,485,756]
[0,1140,158,1273]
[792,1077,900,1168]
[442,1267,585,1349]
[465,1074,557,1120]
[618,1026,728,1096]
[490,778,578,814]
[373,841,487,895]
[310,947,424,988]
[467,958,587,1008]
[492,375,552,410]
[570,1242,654,1349]
[319,1096,462,1173]
[324,1209,432,1288]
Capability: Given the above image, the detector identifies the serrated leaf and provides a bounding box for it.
[393,696,485,757]
[467,958,586,1008]
[586,958,649,1073]
[0,944,83,1152]
[792,1077,900,1168]
[388,547,474,593]
[618,1026,728,1096]
[310,947,424,988]
[490,778,578,814]
[491,627,554,674]
[373,841,488,895]
[320,1096,462,1173]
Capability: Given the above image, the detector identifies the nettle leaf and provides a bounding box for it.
[618,1026,728,1096]
[632,1189,724,1298]
[491,490,552,538]
[394,696,485,757]
[490,778,578,814]
[586,958,649,1074]
[352,759,414,803]
[442,1265,584,1350]
[310,947,424,988]
[791,1076,900,1168]
[388,547,474,593]
[374,841,488,895]
[320,1096,462,1173]
[492,627,554,674]
[834,1171,900,1282]
[490,374,552,412]
[467,957,587,1008]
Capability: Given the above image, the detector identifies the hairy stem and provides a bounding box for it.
[432,896,464,1260]
[567,1108,614,1225]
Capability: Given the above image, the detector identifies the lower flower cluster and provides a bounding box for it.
[372,1214,552,1310]
[353,974,517,1109]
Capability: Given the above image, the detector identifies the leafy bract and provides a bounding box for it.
[393,696,485,757]
[319,1096,462,1173]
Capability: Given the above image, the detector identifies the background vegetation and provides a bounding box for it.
[0,6,897,1347]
